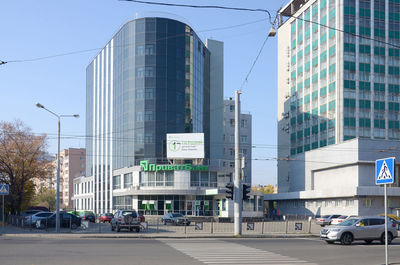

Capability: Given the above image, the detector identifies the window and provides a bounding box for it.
[240,136,248,143]
[241,119,248,128]
[230,105,234,112]
[113,175,121,190]
[144,110,153,121]
[124,173,133,189]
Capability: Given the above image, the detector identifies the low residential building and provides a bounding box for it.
[72,176,94,211]
[223,98,252,185]
[55,148,86,208]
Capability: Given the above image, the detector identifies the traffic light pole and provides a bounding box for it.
[234,90,242,236]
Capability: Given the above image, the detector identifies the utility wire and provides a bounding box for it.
[240,35,271,90]
[120,0,274,23]
[0,18,268,65]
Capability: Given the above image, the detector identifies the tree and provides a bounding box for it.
[252,184,275,194]
[0,120,49,214]
[263,184,275,194]
[33,187,56,211]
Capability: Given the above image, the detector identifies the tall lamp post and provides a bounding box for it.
[36,103,79,232]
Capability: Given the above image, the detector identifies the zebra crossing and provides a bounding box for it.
[160,239,318,265]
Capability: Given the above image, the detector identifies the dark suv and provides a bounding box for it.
[111,210,141,232]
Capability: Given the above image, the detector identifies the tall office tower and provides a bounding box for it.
[277,0,400,192]
[86,17,224,214]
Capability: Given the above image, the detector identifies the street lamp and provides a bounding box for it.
[36,103,79,232]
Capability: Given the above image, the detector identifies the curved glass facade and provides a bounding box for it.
[86,17,211,213]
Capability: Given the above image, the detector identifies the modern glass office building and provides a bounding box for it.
[86,17,212,213]
[270,0,400,216]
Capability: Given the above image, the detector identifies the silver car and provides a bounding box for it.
[320,216,398,245]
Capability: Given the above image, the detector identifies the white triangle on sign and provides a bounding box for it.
[0,185,7,193]
[378,161,392,180]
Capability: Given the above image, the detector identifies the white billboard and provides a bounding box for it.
[167,133,204,159]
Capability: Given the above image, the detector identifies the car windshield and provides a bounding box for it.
[321,215,330,218]
[36,212,52,217]
[337,218,359,226]
[172,214,183,218]
[337,215,347,219]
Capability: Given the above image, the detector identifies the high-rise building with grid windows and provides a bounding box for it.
[267,0,400,217]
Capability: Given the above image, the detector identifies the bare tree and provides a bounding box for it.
[0,120,49,214]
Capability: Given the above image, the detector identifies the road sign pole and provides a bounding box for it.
[385,183,388,265]
[2,195,4,233]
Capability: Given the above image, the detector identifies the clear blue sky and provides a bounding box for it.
[0,0,285,185]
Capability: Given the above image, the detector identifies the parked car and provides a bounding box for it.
[79,211,96,223]
[110,210,141,232]
[100,213,114,223]
[161,213,190,226]
[320,216,398,245]
[23,211,53,227]
[36,212,81,229]
[315,214,341,226]
[330,215,357,225]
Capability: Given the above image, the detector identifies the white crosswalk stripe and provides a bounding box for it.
[160,239,318,265]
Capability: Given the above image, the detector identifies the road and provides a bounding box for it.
[1,237,400,265]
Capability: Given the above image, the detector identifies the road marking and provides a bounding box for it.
[160,239,318,265]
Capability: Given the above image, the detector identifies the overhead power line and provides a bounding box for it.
[0,17,268,65]
[120,0,274,23]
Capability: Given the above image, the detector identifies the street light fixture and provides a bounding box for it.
[35,103,79,233]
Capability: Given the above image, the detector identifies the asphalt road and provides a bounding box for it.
[1,237,400,265]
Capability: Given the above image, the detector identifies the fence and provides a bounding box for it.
[4,215,322,235]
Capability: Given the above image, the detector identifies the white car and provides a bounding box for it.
[331,215,357,225]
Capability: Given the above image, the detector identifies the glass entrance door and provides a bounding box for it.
[186,201,194,216]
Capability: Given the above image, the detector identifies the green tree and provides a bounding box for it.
[33,187,56,211]
[0,120,49,214]
[263,184,275,194]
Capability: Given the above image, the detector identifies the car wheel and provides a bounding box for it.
[117,224,121,232]
[326,240,334,244]
[111,224,114,231]
[71,223,77,229]
[163,220,167,225]
[340,233,353,245]
[135,227,140,233]
[381,232,393,244]
[129,227,133,232]
[365,240,373,244]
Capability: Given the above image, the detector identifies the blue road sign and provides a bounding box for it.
[0,184,9,195]
[376,157,395,185]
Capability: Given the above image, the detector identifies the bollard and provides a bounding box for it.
[262,220,264,234]
[211,218,213,234]
[70,215,72,232]
[157,218,159,233]
[285,219,289,234]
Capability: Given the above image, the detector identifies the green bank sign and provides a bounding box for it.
[140,160,209,172]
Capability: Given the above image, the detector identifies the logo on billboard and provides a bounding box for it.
[168,140,181,152]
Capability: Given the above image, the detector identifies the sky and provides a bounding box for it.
[0,0,286,186]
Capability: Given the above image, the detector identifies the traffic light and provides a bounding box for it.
[225,183,234,200]
[242,184,251,201]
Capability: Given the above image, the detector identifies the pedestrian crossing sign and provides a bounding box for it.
[0,184,9,195]
[376,157,395,185]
